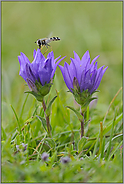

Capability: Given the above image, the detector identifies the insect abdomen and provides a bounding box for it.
[50,37,60,41]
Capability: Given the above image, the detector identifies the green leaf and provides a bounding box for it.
[85,141,96,155]
[11,129,19,142]
[66,106,83,122]
[45,138,56,149]
[108,141,123,161]
[100,136,105,159]
[105,113,116,160]
[104,133,123,154]
[35,80,52,96]
[19,94,29,120]
[46,96,57,116]
[36,115,47,133]
[78,136,87,153]
[2,126,7,140]
[10,104,21,134]
[93,133,100,157]
[81,97,97,112]
[50,151,57,166]
[103,113,122,135]
[24,91,43,102]
[91,113,122,139]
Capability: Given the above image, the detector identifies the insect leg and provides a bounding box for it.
[47,43,52,51]
[43,44,51,55]
[41,45,45,51]
[43,48,48,55]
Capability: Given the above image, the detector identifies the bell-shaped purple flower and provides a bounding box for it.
[18,49,65,101]
[59,51,108,107]
[41,152,49,161]
[60,156,71,164]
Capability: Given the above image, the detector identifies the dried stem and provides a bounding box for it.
[42,99,51,137]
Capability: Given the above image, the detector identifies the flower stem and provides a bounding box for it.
[80,112,84,138]
[42,99,51,137]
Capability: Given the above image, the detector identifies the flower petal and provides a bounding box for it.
[90,55,99,71]
[18,53,31,81]
[26,78,37,92]
[51,56,66,78]
[33,49,37,59]
[81,50,90,66]
[25,63,36,83]
[70,58,81,83]
[59,62,73,92]
[91,66,106,93]
[74,51,80,62]
[80,70,86,92]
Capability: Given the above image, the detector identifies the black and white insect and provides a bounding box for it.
[35,36,61,49]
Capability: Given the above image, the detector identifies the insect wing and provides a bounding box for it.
[39,38,47,41]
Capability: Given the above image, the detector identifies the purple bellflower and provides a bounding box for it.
[61,156,71,164]
[18,49,65,102]
[59,51,108,109]
[41,152,49,161]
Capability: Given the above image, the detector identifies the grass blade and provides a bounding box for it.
[105,111,116,160]
[93,133,100,157]
[108,141,123,161]
[10,104,21,133]
[19,94,29,120]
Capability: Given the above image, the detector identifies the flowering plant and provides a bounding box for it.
[18,49,65,136]
[59,51,108,137]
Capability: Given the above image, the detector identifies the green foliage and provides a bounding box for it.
[2,1,122,183]
[1,86,123,182]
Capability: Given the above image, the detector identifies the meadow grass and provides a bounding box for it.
[2,1,123,183]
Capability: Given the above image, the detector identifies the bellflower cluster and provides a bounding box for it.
[59,51,108,109]
[18,47,108,138]
[18,49,65,102]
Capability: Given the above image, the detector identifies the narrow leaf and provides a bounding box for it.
[19,94,29,120]
[25,91,43,102]
[46,96,57,116]
[100,136,105,159]
[105,113,115,160]
[108,141,123,161]
[66,106,83,122]
[103,113,122,135]
[2,126,7,140]
[104,133,123,153]
[78,136,87,153]
[10,104,21,133]
[93,133,100,157]
[36,115,47,133]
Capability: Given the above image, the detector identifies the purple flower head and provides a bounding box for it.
[41,152,49,161]
[59,51,108,94]
[18,49,65,101]
[59,51,108,107]
[60,156,71,164]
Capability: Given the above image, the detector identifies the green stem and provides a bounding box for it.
[42,99,51,137]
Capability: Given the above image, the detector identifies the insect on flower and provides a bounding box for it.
[35,36,60,55]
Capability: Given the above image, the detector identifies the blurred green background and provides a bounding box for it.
[2,2,122,129]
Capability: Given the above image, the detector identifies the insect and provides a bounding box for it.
[35,36,60,49]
